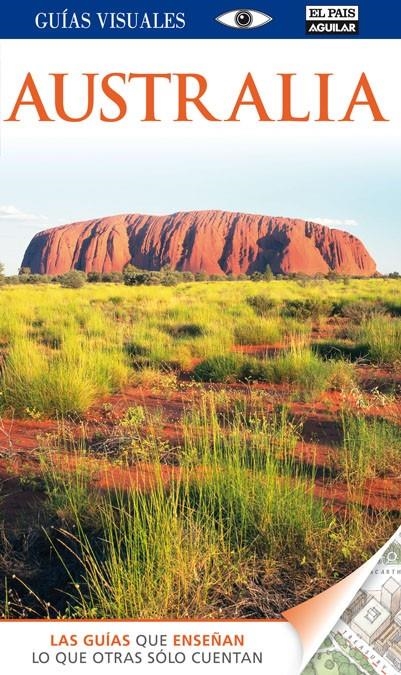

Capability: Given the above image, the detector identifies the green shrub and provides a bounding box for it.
[165,323,205,338]
[193,354,242,382]
[312,341,370,362]
[334,300,387,322]
[238,358,273,382]
[246,295,277,317]
[124,342,151,358]
[60,270,86,289]
[194,272,208,282]
[181,271,195,282]
[282,299,332,320]
[234,318,282,345]
[250,271,263,282]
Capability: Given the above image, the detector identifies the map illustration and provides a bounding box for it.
[304,535,401,675]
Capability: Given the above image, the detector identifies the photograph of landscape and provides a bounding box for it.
[0,206,400,620]
[0,28,400,619]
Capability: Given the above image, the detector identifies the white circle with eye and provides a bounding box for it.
[215,8,273,29]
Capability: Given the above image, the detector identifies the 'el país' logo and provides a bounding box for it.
[306,5,359,34]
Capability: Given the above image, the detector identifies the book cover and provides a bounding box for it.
[0,2,400,672]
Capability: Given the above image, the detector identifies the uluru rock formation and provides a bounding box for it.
[21,210,376,277]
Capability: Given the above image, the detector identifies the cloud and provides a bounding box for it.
[0,205,48,221]
[309,217,359,228]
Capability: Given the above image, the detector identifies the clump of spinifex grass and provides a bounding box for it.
[234,317,283,345]
[335,316,401,366]
[182,393,301,468]
[257,346,355,397]
[0,332,130,416]
[358,317,401,365]
[194,347,355,399]
[340,412,401,485]
[192,353,244,382]
[313,316,401,367]
[38,428,101,524]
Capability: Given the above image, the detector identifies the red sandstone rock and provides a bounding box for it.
[21,210,376,276]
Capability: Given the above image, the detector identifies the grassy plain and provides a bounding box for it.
[0,277,400,618]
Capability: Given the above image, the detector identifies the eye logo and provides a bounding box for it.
[216,9,272,29]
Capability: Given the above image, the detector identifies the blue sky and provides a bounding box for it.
[0,133,399,274]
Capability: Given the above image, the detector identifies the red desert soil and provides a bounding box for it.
[1,360,401,527]
[21,210,376,277]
